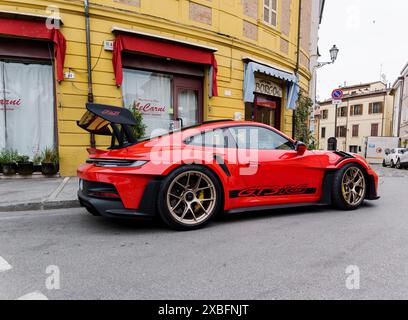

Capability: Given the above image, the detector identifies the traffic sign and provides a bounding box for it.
[332,99,342,105]
[331,89,344,100]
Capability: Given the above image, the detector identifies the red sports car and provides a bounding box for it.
[77,104,379,230]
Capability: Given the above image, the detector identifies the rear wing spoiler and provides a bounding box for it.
[77,103,137,148]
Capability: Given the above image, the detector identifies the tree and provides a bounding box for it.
[294,90,315,149]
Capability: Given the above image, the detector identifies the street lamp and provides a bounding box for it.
[316,45,340,69]
[329,45,339,63]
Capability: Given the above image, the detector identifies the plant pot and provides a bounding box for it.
[41,162,59,176]
[17,162,34,175]
[33,164,42,173]
[2,162,17,176]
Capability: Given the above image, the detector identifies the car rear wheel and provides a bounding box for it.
[158,166,222,231]
[382,160,386,167]
[332,164,367,210]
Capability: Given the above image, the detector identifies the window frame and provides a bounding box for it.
[369,102,383,114]
[352,124,359,137]
[371,123,379,137]
[350,104,363,116]
[263,0,278,27]
[227,125,296,151]
[321,127,326,138]
[336,126,347,138]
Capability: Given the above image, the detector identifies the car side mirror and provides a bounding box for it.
[296,141,307,155]
[385,149,390,156]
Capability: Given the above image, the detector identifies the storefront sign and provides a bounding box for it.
[133,98,167,116]
[0,89,22,111]
[254,78,283,98]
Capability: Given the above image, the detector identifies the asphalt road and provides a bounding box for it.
[1,166,408,300]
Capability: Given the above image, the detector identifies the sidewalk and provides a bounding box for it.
[0,176,80,212]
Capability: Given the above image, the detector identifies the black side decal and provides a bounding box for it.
[214,155,231,177]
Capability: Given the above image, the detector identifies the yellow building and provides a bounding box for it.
[0,0,316,176]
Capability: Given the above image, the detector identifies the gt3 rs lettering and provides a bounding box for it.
[229,185,317,198]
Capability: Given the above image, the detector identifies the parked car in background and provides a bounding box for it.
[396,149,408,169]
[383,148,407,168]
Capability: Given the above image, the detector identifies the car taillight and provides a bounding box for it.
[86,158,148,168]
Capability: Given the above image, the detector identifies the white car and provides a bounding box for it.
[383,148,407,168]
[397,148,408,169]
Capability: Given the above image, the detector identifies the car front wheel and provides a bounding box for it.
[332,164,367,210]
[158,166,223,231]
[396,159,402,169]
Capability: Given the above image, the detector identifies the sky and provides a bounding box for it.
[317,0,408,100]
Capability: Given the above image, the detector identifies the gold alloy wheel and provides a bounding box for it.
[166,171,217,226]
[341,167,366,206]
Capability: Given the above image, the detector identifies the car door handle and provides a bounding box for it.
[243,161,260,168]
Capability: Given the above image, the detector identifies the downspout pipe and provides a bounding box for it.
[397,76,405,139]
[293,0,302,140]
[84,0,95,147]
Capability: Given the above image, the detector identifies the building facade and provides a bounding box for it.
[390,62,408,147]
[0,0,318,176]
[316,82,393,156]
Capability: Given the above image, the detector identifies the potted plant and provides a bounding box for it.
[0,149,18,176]
[130,105,147,140]
[41,147,59,176]
[16,154,34,175]
[33,154,43,173]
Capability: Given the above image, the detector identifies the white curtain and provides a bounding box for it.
[0,62,54,159]
[122,69,172,137]
[178,89,198,128]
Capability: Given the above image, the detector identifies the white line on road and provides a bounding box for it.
[47,177,70,201]
[17,291,48,300]
[0,256,12,272]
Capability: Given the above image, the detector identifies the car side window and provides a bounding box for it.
[228,126,295,151]
[185,129,236,148]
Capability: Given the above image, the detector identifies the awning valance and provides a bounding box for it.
[112,32,218,97]
[0,17,66,81]
[244,61,299,110]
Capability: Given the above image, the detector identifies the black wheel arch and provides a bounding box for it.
[320,162,374,205]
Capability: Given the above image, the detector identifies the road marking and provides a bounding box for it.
[47,177,70,201]
[0,256,12,272]
[17,291,48,300]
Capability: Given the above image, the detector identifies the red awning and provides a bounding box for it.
[0,17,66,81]
[113,33,218,96]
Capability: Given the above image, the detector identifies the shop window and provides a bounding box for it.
[350,104,363,116]
[263,0,278,27]
[349,145,359,153]
[0,60,55,159]
[321,127,326,138]
[122,68,202,137]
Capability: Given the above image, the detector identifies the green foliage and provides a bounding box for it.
[129,106,147,140]
[0,149,19,164]
[16,154,30,163]
[294,90,315,148]
[33,154,43,165]
[41,146,59,164]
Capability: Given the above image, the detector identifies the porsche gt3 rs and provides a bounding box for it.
[77,103,380,231]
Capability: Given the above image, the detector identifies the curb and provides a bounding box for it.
[0,200,80,212]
